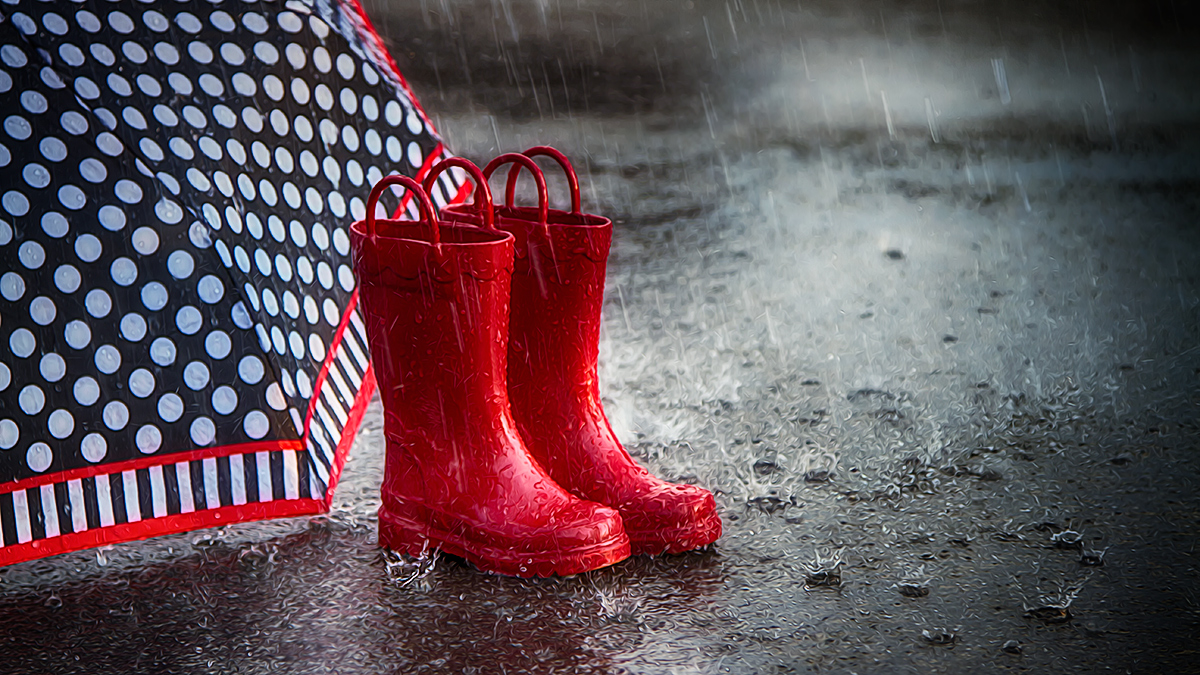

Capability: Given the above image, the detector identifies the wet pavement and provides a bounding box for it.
[2,0,1199,672]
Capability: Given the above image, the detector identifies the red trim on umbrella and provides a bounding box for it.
[0,498,326,568]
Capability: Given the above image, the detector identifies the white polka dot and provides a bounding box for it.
[199,73,224,97]
[407,109,425,135]
[74,377,100,406]
[10,328,35,358]
[214,172,234,196]
[285,43,306,69]
[84,290,111,318]
[107,73,133,97]
[108,10,134,33]
[123,42,148,64]
[79,157,108,183]
[408,142,424,168]
[73,234,101,263]
[312,46,332,73]
[141,282,168,311]
[0,271,24,301]
[212,386,238,415]
[64,320,92,349]
[323,298,340,326]
[384,100,402,126]
[29,296,56,325]
[238,174,256,200]
[44,12,69,35]
[129,368,155,398]
[121,313,147,341]
[81,433,107,462]
[291,78,310,104]
[347,161,364,187]
[385,136,402,163]
[306,188,324,214]
[155,198,182,224]
[3,190,29,216]
[154,43,179,65]
[157,394,183,423]
[279,11,303,32]
[314,83,334,110]
[48,409,75,439]
[296,369,313,398]
[139,138,164,162]
[317,262,334,289]
[166,251,194,279]
[254,42,279,65]
[197,275,224,303]
[114,179,142,204]
[188,41,213,64]
[0,419,16,449]
[21,91,47,115]
[0,220,10,245]
[262,289,279,316]
[183,361,209,390]
[173,10,200,32]
[265,384,286,411]
[282,182,301,209]
[190,417,216,445]
[187,168,208,190]
[279,369,295,397]
[169,73,193,96]
[76,10,102,32]
[289,331,306,359]
[189,222,212,249]
[19,384,45,414]
[303,296,319,324]
[234,246,250,273]
[137,74,162,97]
[173,306,202,336]
[336,53,356,79]
[318,119,338,145]
[231,301,253,330]
[206,331,231,359]
[40,137,67,162]
[243,411,270,439]
[271,326,286,354]
[136,425,161,454]
[5,115,31,140]
[233,73,256,96]
[26,443,52,473]
[74,77,100,100]
[150,337,176,367]
[342,127,360,152]
[220,43,245,66]
[362,95,379,120]
[95,345,121,374]
[103,400,129,430]
[40,353,66,382]
[55,264,81,293]
[294,115,313,142]
[22,162,50,188]
[98,204,126,231]
[309,333,327,362]
[111,257,138,285]
[298,257,314,285]
[211,10,235,32]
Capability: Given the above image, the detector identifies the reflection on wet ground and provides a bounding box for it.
[2,0,1199,672]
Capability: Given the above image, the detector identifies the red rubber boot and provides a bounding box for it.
[445,151,722,555]
[350,175,630,577]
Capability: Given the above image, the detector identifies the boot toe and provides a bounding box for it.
[619,482,722,556]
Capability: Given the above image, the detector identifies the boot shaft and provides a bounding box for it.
[350,220,516,437]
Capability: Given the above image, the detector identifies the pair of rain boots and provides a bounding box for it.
[349,150,721,577]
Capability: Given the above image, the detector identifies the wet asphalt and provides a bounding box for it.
[1,1,1199,673]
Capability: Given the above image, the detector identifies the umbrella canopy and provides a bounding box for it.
[0,0,467,565]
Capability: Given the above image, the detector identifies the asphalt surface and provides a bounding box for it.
[1,1,1198,672]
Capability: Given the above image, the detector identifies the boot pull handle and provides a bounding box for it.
[366,174,440,246]
[504,146,581,215]
[422,157,497,232]
[482,153,549,232]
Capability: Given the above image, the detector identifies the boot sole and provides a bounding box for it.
[378,507,631,578]
[627,507,723,556]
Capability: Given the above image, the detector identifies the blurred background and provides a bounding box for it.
[1,1,1198,672]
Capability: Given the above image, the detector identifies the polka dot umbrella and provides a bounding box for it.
[0,0,468,565]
